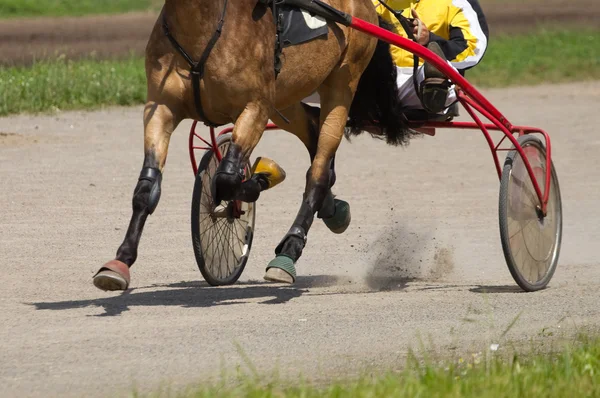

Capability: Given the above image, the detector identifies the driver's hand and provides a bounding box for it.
[410,9,430,46]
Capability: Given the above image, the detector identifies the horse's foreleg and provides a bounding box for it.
[264,86,352,284]
[213,101,270,203]
[93,102,179,291]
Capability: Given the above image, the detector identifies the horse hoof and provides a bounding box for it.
[323,199,351,234]
[251,157,286,190]
[264,256,296,284]
[93,260,130,291]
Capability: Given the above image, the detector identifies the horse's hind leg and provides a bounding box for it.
[264,72,358,284]
[93,101,181,291]
[271,103,349,233]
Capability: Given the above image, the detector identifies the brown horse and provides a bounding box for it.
[93,0,412,290]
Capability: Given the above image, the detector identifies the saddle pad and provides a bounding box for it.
[280,6,329,48]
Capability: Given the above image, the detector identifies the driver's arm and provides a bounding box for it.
[428,0,489,71]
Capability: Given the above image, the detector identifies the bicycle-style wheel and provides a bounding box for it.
[499,135,562,292]
[191,133,256,286]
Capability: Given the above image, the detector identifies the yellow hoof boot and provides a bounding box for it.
[251,157,286,190]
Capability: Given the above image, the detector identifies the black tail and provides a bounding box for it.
[346,18,416,146]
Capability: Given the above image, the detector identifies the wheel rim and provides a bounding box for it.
[505,142,561,286]
[197,141,255,281]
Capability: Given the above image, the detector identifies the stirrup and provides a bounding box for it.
[420,79,452,114]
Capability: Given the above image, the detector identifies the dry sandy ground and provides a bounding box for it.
[1,81,599,397]
[1,0,600,66]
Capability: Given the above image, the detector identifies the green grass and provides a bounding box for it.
[147,336,600,397]
[0,0,558,18]
[468,29,600,87]
[0,56,146,116]
[0,0,159,18]
[0,29,598,116]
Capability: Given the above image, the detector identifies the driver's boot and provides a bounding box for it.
[421,42,452,114]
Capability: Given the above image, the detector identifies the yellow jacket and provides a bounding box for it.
[373,0,489,71]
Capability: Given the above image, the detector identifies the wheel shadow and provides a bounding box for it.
[469,285,525,294]
[30,275,342,317]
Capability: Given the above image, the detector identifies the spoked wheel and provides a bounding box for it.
[499,135,562,292]
[191,133,256,286]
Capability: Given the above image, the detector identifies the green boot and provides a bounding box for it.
[264,255,296,284]
[322,199,351,234]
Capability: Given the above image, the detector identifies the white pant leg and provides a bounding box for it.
[396,64,458,113]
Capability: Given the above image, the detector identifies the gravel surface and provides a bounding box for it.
[0,82,599,397]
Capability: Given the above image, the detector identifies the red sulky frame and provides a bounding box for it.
[189,15,553,214]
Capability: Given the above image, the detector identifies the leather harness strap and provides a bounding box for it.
[161,0,353,127]
[162,0,229,127]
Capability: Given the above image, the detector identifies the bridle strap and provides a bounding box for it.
[162,0,229,127]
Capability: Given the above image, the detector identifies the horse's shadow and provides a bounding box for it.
[30,275,340,317]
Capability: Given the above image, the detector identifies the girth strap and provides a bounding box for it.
[270,0,283,77]
[162,0,229,127]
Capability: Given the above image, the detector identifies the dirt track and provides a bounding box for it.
[1,81,599,397]
[1,1,600,66]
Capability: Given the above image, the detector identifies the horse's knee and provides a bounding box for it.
[133,167,162,214]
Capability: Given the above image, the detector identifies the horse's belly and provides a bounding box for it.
[273,25,345,109]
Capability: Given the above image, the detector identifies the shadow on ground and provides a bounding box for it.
[30,275,342,317]
[30,274,526,317]
[469,285,525,294]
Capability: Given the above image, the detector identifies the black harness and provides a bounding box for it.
[162,0,229,127]
[160,0,356,127]
[163,0,286,127]
[263,0,284,77]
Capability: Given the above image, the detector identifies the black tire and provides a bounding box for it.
[191,133,256,286]
[499,135,562,292]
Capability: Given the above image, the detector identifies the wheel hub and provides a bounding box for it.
[210,201,245,222]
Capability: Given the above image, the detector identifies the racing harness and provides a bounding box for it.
[162,0,228,127]
[162,0,352,127]
[161,0,451,127]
